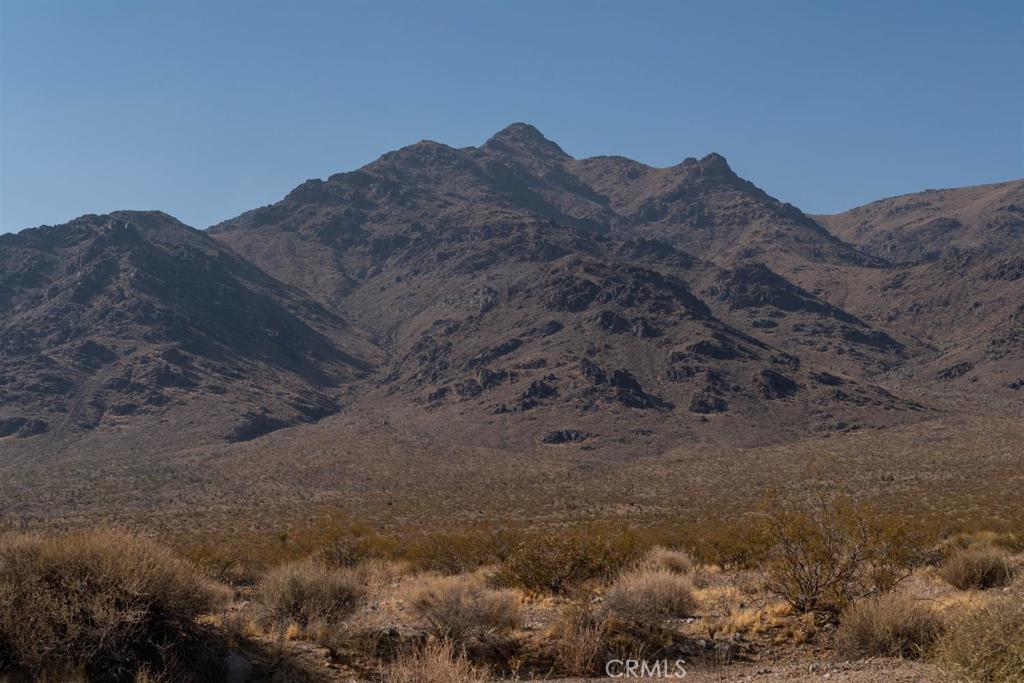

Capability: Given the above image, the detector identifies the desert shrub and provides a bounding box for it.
[0,529,224,682]
[400,530,518,575]
[495,530,642,594]
[314,532,396,569]
[641,547,694,575]
[257,559,366,627]
[602,568,696,625]
[760,494,923,614]
[834,593,943,659]
[938,547,1014,590]
[548,605,609,676]
[935,597,1024,682]
[180,516,396,584]
[405,574,521,643]
[992,530,1024,554]
[689,519,772,569]
[385,639,490,683]
[547,599,679,676]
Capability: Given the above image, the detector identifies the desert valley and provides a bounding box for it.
[1,125,1022,682]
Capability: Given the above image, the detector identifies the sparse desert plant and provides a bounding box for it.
[992,531,1024,554]
[602,568,697,625]
[0,529,224,681]
[548,605,609,676]
[401,530,509,575]
[495,531,641,594]
[935,596,1024,683]
[384,639,490,683]
[690,519,772,570]
[834,592,944,659]
[641,546,694,575]
[257,559,366,628]
[761,494,923,614]
[405,574,521,643]
[938,547,1014,590]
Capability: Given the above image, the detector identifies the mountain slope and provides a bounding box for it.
[208,125,926,450]
[816,180,1024,264]
[0,211,374,443]
[210,124,880,311]
[5,125,1019,460]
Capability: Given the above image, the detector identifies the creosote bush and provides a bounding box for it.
[689,519,772,570]
[257,559,366,628]
[935,596,1024,683]
[602,568,697,625]
[761,494,923,614]
[0,529,224,682]
[495,530,643,594]
[938,547,1014,591]
[405,574,521,643]
[834,593,944,659]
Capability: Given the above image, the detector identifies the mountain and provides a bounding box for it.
[0,211,373,444]
[817,180,1024,264]
[3,123,1022,528]
[211,123,878,309]
[811,181,1024,395]
[3,125,1020,465]
[207,125,923,451]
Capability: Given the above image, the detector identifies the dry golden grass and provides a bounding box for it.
[834,592,944,660]
[935,596,1024,682]
[602,568,697,625]
[547,604,608,676]
[938,547,1015,590]
[256,559,366,628]
[640,546,694,575]
[698,582,791,640]
[384,639,490,683]
[404,573,522,643]
[0,529,225,681]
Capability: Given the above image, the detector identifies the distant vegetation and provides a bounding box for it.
[2,496,1022,681]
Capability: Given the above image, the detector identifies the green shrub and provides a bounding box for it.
[495,531,642,594]
[689,519,771,569]
[401,530,517,575]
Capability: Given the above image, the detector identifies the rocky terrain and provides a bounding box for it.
[0,212,375,446]
[1,124,1021,502]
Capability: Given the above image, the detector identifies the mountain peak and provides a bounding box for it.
[483,122,568,158]
[689,152,735,178]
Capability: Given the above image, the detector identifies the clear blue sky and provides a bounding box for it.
[1,1,1021,233]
